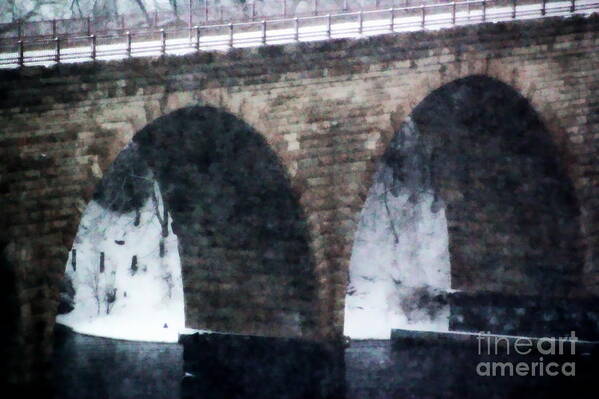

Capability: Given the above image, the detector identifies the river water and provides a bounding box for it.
[49,325,598,399]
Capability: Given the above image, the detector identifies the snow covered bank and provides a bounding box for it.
[344,118,452,339]
[57,188,185,343]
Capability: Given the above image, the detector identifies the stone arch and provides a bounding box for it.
[3,102,320,384]
[409,75,583,296]
[88,105,318,338]
[345,75,584,338]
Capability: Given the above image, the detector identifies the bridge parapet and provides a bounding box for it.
[1,0,597,68]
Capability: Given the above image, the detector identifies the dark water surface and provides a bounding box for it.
[346,340,598,399]
[52,325,182,399]
[49,326,598,399]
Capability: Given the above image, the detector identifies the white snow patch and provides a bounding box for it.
[344,131,452,339]
[57,188,185,343]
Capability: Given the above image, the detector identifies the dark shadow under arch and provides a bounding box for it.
[126,106,318,338]
[390,75,583,297]
[349,75,587,338]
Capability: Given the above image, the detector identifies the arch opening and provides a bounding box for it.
[58,106,319,341]
[58,131,184,342]
[344,75,583,339]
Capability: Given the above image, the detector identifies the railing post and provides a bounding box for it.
[121,15,125,30]
[220,5,224,22]
[570,0,576,12]
[283,0,287,17]
[154,10,159,27]
[54,37,60,64]
[343,0,348,11]
[421,3,425,29]
[126,31,132,57]
[17,19,22,40]
[390,8,395,32]
[452,1,456,25]
[512,0,516,19]
[87,16,91,35]
[482,0,486,22]
[188,0,192,36]
[90,34,96,61]
[466,0,470,21]
[541,0,546,16]
[52,19,57,38]
[18,40,24,67]
[313,0,318,16]
[160,28,166,56]
[294,17,299,41]
[327,14,331,38]
[358,10,363,35]
[262,20,267,45]
[195,26,200,51]
[229,22,234,48]
[205,1,209,23]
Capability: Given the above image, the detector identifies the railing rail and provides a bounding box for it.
[0,0,597,68]
[0,0,589,41]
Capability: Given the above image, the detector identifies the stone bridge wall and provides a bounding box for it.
[1,13,599,384]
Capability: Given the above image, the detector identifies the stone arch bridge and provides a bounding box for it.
[1,13,599,384]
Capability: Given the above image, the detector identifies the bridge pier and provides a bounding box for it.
[179,332,345,399]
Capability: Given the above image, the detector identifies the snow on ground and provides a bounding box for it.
[344,185,452,339]
[1,0,597,68]
[344,120,452,340]
[57,186,185,343]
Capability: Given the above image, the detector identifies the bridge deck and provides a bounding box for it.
[1,0,597,69]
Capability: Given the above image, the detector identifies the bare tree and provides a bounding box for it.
[169,0,178,16]
[103,268,117,314]
[70,0,83,17]
[0,0,58,33]
[150,181,170,258]
[104,285,117,314]
[162,271,174,298]
[381,187,400,244]
[131,0,152,26]
[92,0,119,17]
[84,265,101,315]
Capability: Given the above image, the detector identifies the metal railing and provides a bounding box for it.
[0,0,597,68]
[0,1,472,40]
